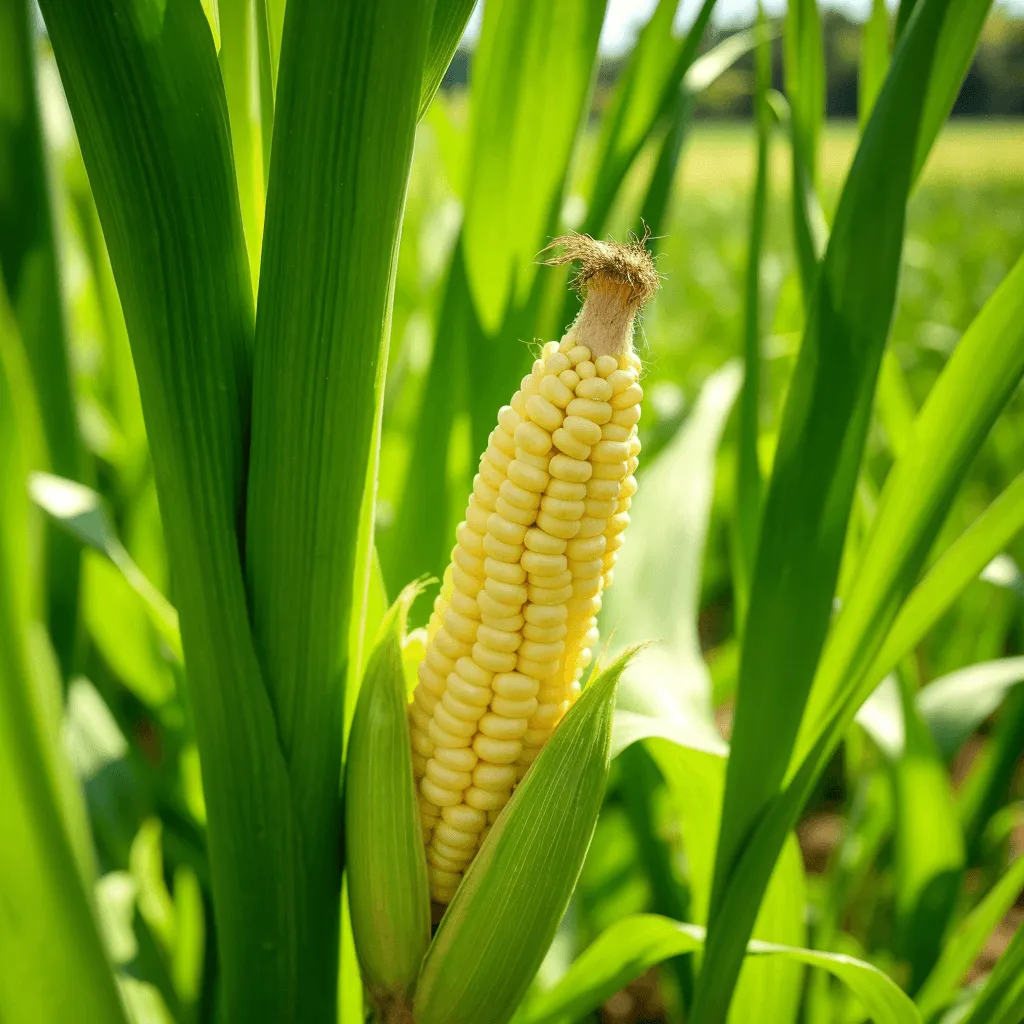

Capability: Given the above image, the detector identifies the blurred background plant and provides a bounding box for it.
[0,0,1022,1021]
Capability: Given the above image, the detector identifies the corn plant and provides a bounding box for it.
[1,0,1023,1023]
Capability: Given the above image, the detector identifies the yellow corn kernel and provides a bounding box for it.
[409,235,656,903]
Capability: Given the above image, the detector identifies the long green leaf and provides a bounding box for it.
[892,672,965,989]
[916,854,1024,1021]
[798,250,1024,765]
[219,0,263,284]
[36,3,305,1019]
[419,0,477,120]
[732,9,771,625]
[859,0,891,130]
[462,0,605,335]
[911,0,994,182]
[382,243,477,599]
[868,471,1024,688]
[706,243,1024,1024]
[518,915,920,1024]
[698,1,954,1017]
[0,0,86,672]
[584,0,716,238]
[414,650,633,1024]
[638,26,764,244]
[0,278,127,1024]
[958,689,1024,859]
[960,921,1024,1024]
[244,0,435,1014]
[784,0,825,298]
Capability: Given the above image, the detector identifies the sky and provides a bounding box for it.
[464,0,1024,55]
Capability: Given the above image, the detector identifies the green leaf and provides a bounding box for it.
[699,1,957,1017]
[732,11,771,625]
[706,238,1024,1024]
[604,361,741,744]
[30,473,182,664]
[243,0,435,1012]
[644,735,806,1024]
[876,349,918,460]
[584,0,716,237]
[345,586,430,1004]
[170,865,205,1009]
[637,26,764,242]
[461,0,605,333]
[414,649,633,1024]
[64,179,149,490]
[83,552,176,709]
[219,0,263,284]
[958,690,1024,859]
[916,854,1024,1021]
[917,658,1024,760]
[420,0,477,120]
[517,915,921,1024]
[859,0,891,130]
[960,921,1024,1024]
[253,0,279,190]
[892,674,965,989]
[868,472,1024,689]
[798,249,1024,768]
[0,0,86,672]
[0,273,127,1024]
[382,243,478,599]
[784,0,826,297]
[911,0,994,183]
[37,1,306,1018]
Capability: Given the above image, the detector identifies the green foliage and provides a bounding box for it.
[1,2,1022,1023]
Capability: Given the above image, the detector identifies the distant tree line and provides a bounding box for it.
[444,8,1024,119]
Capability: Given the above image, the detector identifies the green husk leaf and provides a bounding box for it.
[414,648,637,1024]
[345,584,430,1004]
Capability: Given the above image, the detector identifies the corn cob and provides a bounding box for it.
[408,235,658,905]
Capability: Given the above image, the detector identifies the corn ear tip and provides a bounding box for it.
[538,231,661,306]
